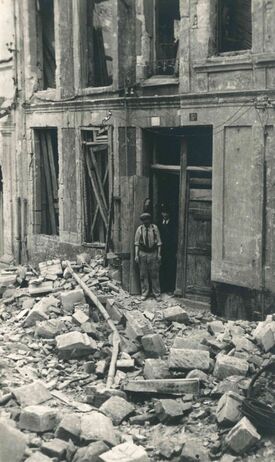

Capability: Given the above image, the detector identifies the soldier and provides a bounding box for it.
[134,212,162,301]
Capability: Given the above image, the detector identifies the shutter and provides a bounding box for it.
[212,125,263,289]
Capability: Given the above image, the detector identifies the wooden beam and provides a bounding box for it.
[88,146,108,211]
[85,153,108,229]
[40,133,57,235]
[45,131,58,203]
[151,163,180,173]
[187,166,212,172]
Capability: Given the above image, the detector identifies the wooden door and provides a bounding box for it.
[185,175,212,298]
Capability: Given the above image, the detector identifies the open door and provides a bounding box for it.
[212,126,263,289]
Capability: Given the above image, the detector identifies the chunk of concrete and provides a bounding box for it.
[169,348,210,371]
[0,419,27,462]
[19,405,58,432]
[225,417,261,454]
[80,411,117,446]
[213,355,249,379]
[125,310,153,340]
[12,381,51,407]
[41,438,69,459]
[163,306,189,323]
[141,333,166,357]
[55,413,81,444]
[56,331,97,358]
[100,396,135,425]
[60,288,86,313]
[216,391,243,426]
[143,358,171,380]
[35,319,63,338]
[73,441,109,462]
[252,321,275,352]
[99,442,149,462]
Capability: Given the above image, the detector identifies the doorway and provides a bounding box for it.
[0,167,3,256]
[148,127,212,299]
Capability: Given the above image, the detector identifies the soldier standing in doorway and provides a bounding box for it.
[134,212,162,301]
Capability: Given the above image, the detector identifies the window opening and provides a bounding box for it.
[218,0,252,53]
[83,0,113,87]
[37,0,56,89]
[34,128,59,235]
[82,128,110,244]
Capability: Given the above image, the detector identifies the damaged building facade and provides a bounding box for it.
[3,0,275,318]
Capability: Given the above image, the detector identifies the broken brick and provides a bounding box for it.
[168,348,210,371]
[99,442,149,462]
[19,405,58,432]
[141,333,166,357]
[225,417,261,454]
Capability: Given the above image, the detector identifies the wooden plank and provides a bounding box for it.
[151,163,180,173]
[189,189,212,201]
[91,168,109,236]
[45,131,58,202]
[175,139,188,296]
[85,153,108,229]
[186,166,212,172]
[40,133,57,234]
[123,378,200,396]
[88,146,108,211]
[120,177,133,292]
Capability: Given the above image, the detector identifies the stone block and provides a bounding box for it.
[216,391,243,426]
[24,304,49,327]
[60,288,86,313]
[73,441,109,462]
[143,359,171,380]
[213,355,249,379]
[141,333,166,357]
[72,309,90,325]
[163,306,189,323]
[105,299,123,323]
[207,320,225,335]
[181,438,210,461]
[225,417,261,454]
[100,396,135,425]
[12,381,51,407]
[25,453,52,462]
[56,331,97,358]
[252,322,275,352]
[0,273,18,287]
[0,419,27,462]
[39,260,63,278]
[125,310,153,340]
[19,405,58,432]
[232,336,255,352]
[99,442,149,462]
[154,399,187,423]
[35,319,63,338]
[55,413,81,444]
[117,359,135,370]
[186,369,209,383]
[41,438,69,459]
[173,336,209,351]
[29,280,53,295]
[80,411,117,446]
[169,348,210,371]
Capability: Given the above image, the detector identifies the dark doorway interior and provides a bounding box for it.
[147,127,213,298]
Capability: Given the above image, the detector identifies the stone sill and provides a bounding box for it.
[77,85,114,96]
[142,76,179,87]
[34,89,57,100]
[193,55,252,73]
[255,53,275,67]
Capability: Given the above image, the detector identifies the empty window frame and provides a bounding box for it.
[145,0,180,77]
[36,0,56,89]
[80,0,113,87]
[217,0,252,53]
[34,128,59,235]
[82,128,110,244]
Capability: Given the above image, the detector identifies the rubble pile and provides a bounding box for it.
[0,255,275,461]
